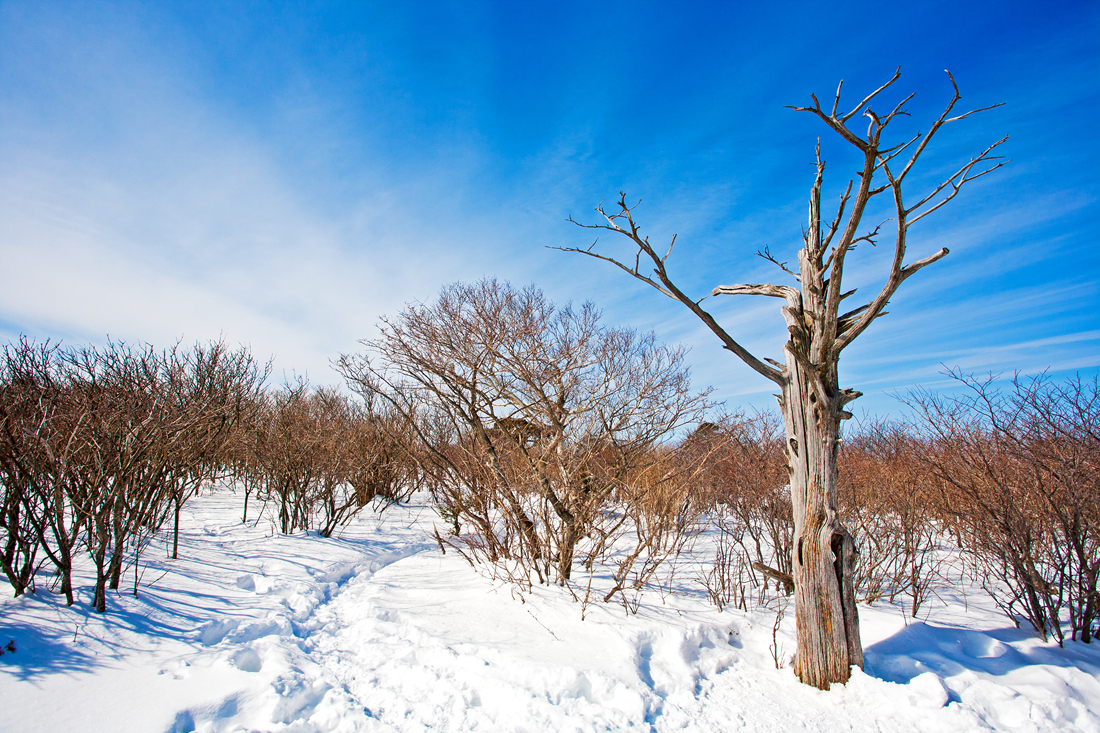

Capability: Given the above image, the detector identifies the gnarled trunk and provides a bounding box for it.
[781,356,862,688]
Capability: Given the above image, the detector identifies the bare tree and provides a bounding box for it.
[161,341,266,559]
[0,337,263,610]
[339,280,709,594]
[233,381,415,537]
[0,339,59,598]
[560,69,1005,687]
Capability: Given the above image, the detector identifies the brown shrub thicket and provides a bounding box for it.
[689,413,791,610]
[909,373,1099,644]
[694,374,1097,645]
[3,317,1094,639]
[0,338,263,611]
[0,337,423,613]
[689,413,944,615]
[234,382,421,537]
[837,422,943,615]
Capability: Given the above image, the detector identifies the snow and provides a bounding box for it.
[2,490,1099,732]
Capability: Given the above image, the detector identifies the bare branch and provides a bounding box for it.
[879,92,914,128]
[897,70,1005,185]
[758,244,801,280]
[907,143,1009,226]
[554,245,673,297]
[830,79,844,118]
[874,131,921,172]
[849,219,889,249]
[899,247,950,278]
[663,234,677,263]
[821,179,852,252]
[840,67,901,122]
[565,195,784,386]
[712,283,800,299]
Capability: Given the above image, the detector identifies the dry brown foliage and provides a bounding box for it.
[688,413,791,610]
[695,414,946,617]
[837,421,942,614]
[232,382,419,537]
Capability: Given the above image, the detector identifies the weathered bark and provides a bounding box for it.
[752,561,794,594]
[557,516,579,582]
[108,544,124,590]
[50,483,77,606]
[780,356,862,686]
[108,495,127,590]
[773,172,864,686]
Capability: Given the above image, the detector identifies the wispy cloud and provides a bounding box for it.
[1,1,1096,413]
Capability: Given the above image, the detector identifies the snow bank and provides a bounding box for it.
[2,491,1098,732]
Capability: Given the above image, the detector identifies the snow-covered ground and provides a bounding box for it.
[2,490,1099,733]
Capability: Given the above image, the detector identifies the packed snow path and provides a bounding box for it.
[2,491,1099,732]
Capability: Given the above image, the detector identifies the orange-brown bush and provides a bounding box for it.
[688,413,791,610]
[694,414,945,616]
[837,421,942,615]
[233,382,419,537]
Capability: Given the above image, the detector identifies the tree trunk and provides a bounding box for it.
[60,562,73,606]
[781,357,862,689]
[92,542,108,613]
[172,492,181,560]
[557,517,579,582]
[53,487,76,606]
[108,544,124,590]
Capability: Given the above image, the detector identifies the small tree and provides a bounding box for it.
[561,69,1005,688]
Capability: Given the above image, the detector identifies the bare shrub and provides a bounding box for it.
[909,372,1100,643]
[338,279,709,598]
[0,340,62,598]
[689,413,792,607]
[0,337,263,611]
[597,443,711,609]
[237,382,418,537]
[693,413,945,618]
[837,421,943,615]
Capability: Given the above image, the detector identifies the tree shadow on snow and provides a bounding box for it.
[864,621,1100,686]
[0,620,99,679]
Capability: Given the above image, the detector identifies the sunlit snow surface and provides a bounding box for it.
[2,490,1099,732]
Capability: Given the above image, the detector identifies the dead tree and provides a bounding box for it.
[560,69,1006,688]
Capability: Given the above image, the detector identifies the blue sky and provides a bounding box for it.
[1,1,1097,416]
